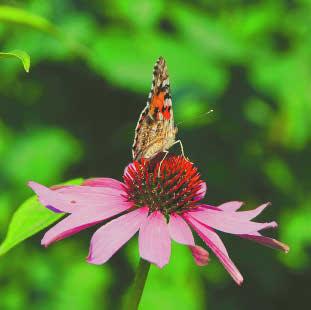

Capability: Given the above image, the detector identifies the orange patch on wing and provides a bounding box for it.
[151,92,165,108]
[150,92,165,118]
[150,92,171,120]
[163,109,170,120]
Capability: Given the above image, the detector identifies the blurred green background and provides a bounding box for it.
[0,0,310,309]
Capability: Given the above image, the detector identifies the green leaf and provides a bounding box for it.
[0,5,58,35]
[0,50,30,72]
[0,6,89,59]
[0,178,84,256]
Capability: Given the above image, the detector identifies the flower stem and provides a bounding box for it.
[124,258,151,310]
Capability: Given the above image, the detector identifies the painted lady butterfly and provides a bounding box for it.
[132,57,184,161]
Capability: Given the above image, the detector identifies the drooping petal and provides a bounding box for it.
[168,214,194,245]
[87,207,148,264]
[189,206,277,234]
[185,214,243,285]
[41,202,131,246]
[168,214,210,266]
[82,178,125,191]
[239,232,290,253]
[189,245,210,266]
[218,201,244,211]
[28,181,127,213]
[184,214,229,256]
[139,211,171,268]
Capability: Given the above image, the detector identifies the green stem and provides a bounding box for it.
[124,258,151,310]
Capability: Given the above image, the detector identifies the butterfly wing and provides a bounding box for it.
[132,57,177,161]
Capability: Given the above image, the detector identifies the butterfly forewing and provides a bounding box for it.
[132,57,177,161]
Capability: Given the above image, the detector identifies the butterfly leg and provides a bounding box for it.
[170,139,186,158]
[175,139,185,158]
[157,150,169,177]
[173,139,191,164]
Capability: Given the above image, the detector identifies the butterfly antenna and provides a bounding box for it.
[176,109,214,126]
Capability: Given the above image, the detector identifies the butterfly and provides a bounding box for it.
[132,57,184,161]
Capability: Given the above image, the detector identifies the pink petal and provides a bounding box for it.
[88,207,148,264]
[42,201,131,246]
[218,201,244,211]
[239,232,290,253]
[168,214,194,245]
[184,214,228,256]
[218,202,272,221]
[233,202,271,221]
[50,184,70,190]
[168,214,210,266]
[185,214,243,285]
[56,186,125,202]
[189,245,210,266]
[28,181,127,213]
[82,178,125,191]
[139,211,171,268]
[196,182,207,200]
[123,163,135,179]
[189,206,277,234]
[29,181,72,213]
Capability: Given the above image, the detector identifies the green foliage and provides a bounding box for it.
[244,97,273,127]
[1,128,82,186]
[112,0,165,29]
[0,178,83,256]
[126,241,204,309]
[280,199,311,268]
[175,96,213,128]
[0,0,310,308]
[52,261,111,310]
[0,5,57,35]
[141,244,204,309]
[89,28,227,95]
[0,50,30,72]
[264,158,295,193]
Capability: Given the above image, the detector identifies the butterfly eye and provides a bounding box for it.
[154,107,159,114]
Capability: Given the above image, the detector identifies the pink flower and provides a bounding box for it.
[28,156,289,285]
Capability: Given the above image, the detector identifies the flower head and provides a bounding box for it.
[124,156,204,214]
[28,155,289,285]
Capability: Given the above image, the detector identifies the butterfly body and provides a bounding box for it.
[132,57,178,161]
